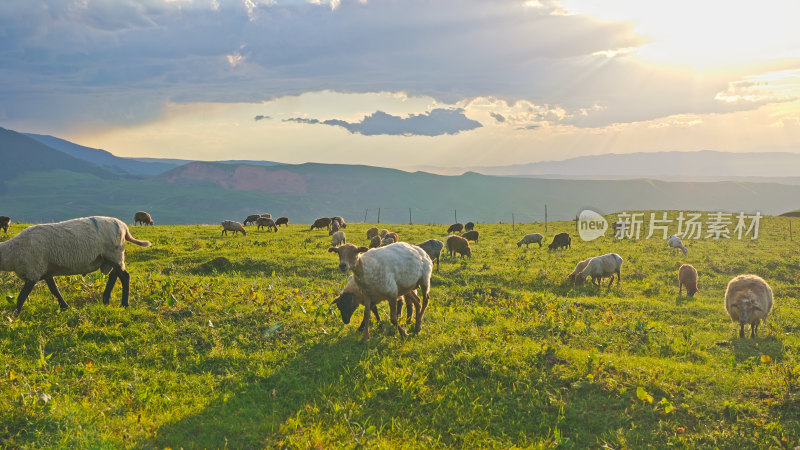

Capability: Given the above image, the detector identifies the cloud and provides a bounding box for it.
[254,115,270,121]
[285,108,482,136]
[490,113,506,123]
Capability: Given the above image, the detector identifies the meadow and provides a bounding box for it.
[1,214,800,448]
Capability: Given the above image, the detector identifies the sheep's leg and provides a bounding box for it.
[739,323,745,338]
[44,277,69,310]
[102,270,119,305]
[751,322,758,338]
[616,270,621,285]
[118,269,131,308]
[387,297,407,337]
[360,299,373,342]
[357,304,381,332]
[14,280,37,314]
[607,275,614,288]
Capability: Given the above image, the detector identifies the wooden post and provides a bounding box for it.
[545,204,548,232]
[790,219,793,241]
[377,208,381,224]
[409,208,412,225]
[512,213,515,231]
[454,209,457,223]
[364,209,369,223]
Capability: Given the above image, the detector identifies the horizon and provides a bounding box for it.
[2,1,799,168]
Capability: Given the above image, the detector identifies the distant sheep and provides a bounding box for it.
[725,274,773,338]
[333,275,421,332]
[447,223,464,233]
[385,231,399,244]
[668,235,688,255]
[380,229,390,238]
[256,217,278,232]
[243,214,261,226]
[331,216,347,229]
[568,257,593,283]
[369,235,382,248]
[275,217,289,226]
[328,242,432,341]
[0,216,10,234]
[576,253,623,287]
[311,217,332,231]
[678,264,698,297]
[416,239,444,271]
[329,220,341,235]
[331,230,346,246]
[517,233,544,248]
[134,211,154,226]
[462,230,480,243]
[0,216,151,313]
[464,222,475,232]
[548,232,571,251]
[446,234,472,258]
[611,222,625,237]
[366,227,380,240]
[221,220,247,236]
[260,213,272,219]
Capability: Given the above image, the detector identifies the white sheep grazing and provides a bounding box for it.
[333,275,421,332]
[725,274,773,338]
[568,257,593,283]
[517,233,544,248]
[0,216,152,314]
[328,242,432,341]
[576,253,623,287]
[331,230,346,247]
[668,235,687,255]
[221,220,247,236]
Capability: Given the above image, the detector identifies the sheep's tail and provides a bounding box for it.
[125,228,152,247]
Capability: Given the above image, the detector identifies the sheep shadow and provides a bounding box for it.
[729,335,785,363]
[674,294,696,306]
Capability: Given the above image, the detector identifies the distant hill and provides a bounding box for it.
[780,210,800,218]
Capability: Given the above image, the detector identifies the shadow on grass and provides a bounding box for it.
[730,335,785,362]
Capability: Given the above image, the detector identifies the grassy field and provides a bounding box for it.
[1,214,800,448]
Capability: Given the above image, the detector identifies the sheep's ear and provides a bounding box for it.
[328,247,339,253]
[357,246,369,253]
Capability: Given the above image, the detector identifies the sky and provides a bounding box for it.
[1,0,799,169]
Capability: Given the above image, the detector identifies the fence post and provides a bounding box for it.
[454,209,457,223]
[512,213,515,231]
[545,204,548,232]
[377,208,381,224]
[364,209,368,223]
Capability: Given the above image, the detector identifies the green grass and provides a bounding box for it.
[2,215,800,448]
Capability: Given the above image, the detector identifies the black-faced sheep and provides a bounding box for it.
[366,227,380,240]
[461,230,480,243]
[668,235,688,255]
[134,211,154,226]
[446,234,472,258]
[416,239,444,271]
[243,214,261,226]
[369,235,382,248]
[447,223,464,233]
[221,220,247,236]
[275,217,289,226]
[679,264,698,297]
[331,230,346,247]
[256,217,278,232]
[725,274,773,338]
[0,216,152,313]
[517,233,544,248]
[548,232,571,250]
[0,216,10,233]
[576,253,623,287]
[464,221,475,231]
[328,242,432,341]
[311,217,332,231]
[333,275,420,332]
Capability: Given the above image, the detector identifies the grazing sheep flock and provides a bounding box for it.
[0,216,151,313]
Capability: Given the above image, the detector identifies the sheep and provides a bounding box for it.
[369,235,382,248]
[0,216,10,234]
[331,216,347,229]
[331,230,346,247]
[725,274,773,338]
[329,220,341,236]
[385,231,399,243]
[517,233,544,248]
[0,216,152,313]
[548,232,571,251]
[668,235,688,255]
[259,213,272,219]
[416,239,444,271]
[328,242,432,341]
[366,227,380,240]
[568,257,593,283]
[447,223,464,233]
[311,217,332,231]
[461,230,480,243]
[381,236,396,246]
[446,234,472,258]
[380,229,390,238]
[333,275,420,332]
[464,221,475,232]
[134,211,154,226]
[221,220,247,236]
[678,264,698,297]
[611,222,625,237]
[256,217,278,232]
[275,217,290,227]
[243,214,261,226]
[576,253,623,287]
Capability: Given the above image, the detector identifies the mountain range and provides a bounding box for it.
[2,126,800,224]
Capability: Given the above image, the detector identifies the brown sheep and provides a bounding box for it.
[366,227,379,240]
[311,217,332,231]
[462,230,479,242]
[385,231,399,243]
[678,264,698,296]
[0,216,10,233]
[257,217,278,232]
[331,216,347,229]
[260,213,272,219]
[221,220,247,236]
[134,211,154,226]
[446,234,472,258]
[447,222,464,233]
[275,217,289,226]
[243,214,261,226]
[380,229,390,238]
[369,235,382,248]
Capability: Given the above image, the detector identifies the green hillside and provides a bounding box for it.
[1,215,800,447]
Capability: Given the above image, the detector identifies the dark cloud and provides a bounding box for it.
[254,115,271,121]
[285,109,482,136]
[490,112,506,123]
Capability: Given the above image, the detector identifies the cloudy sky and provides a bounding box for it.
[2,0,799,169]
